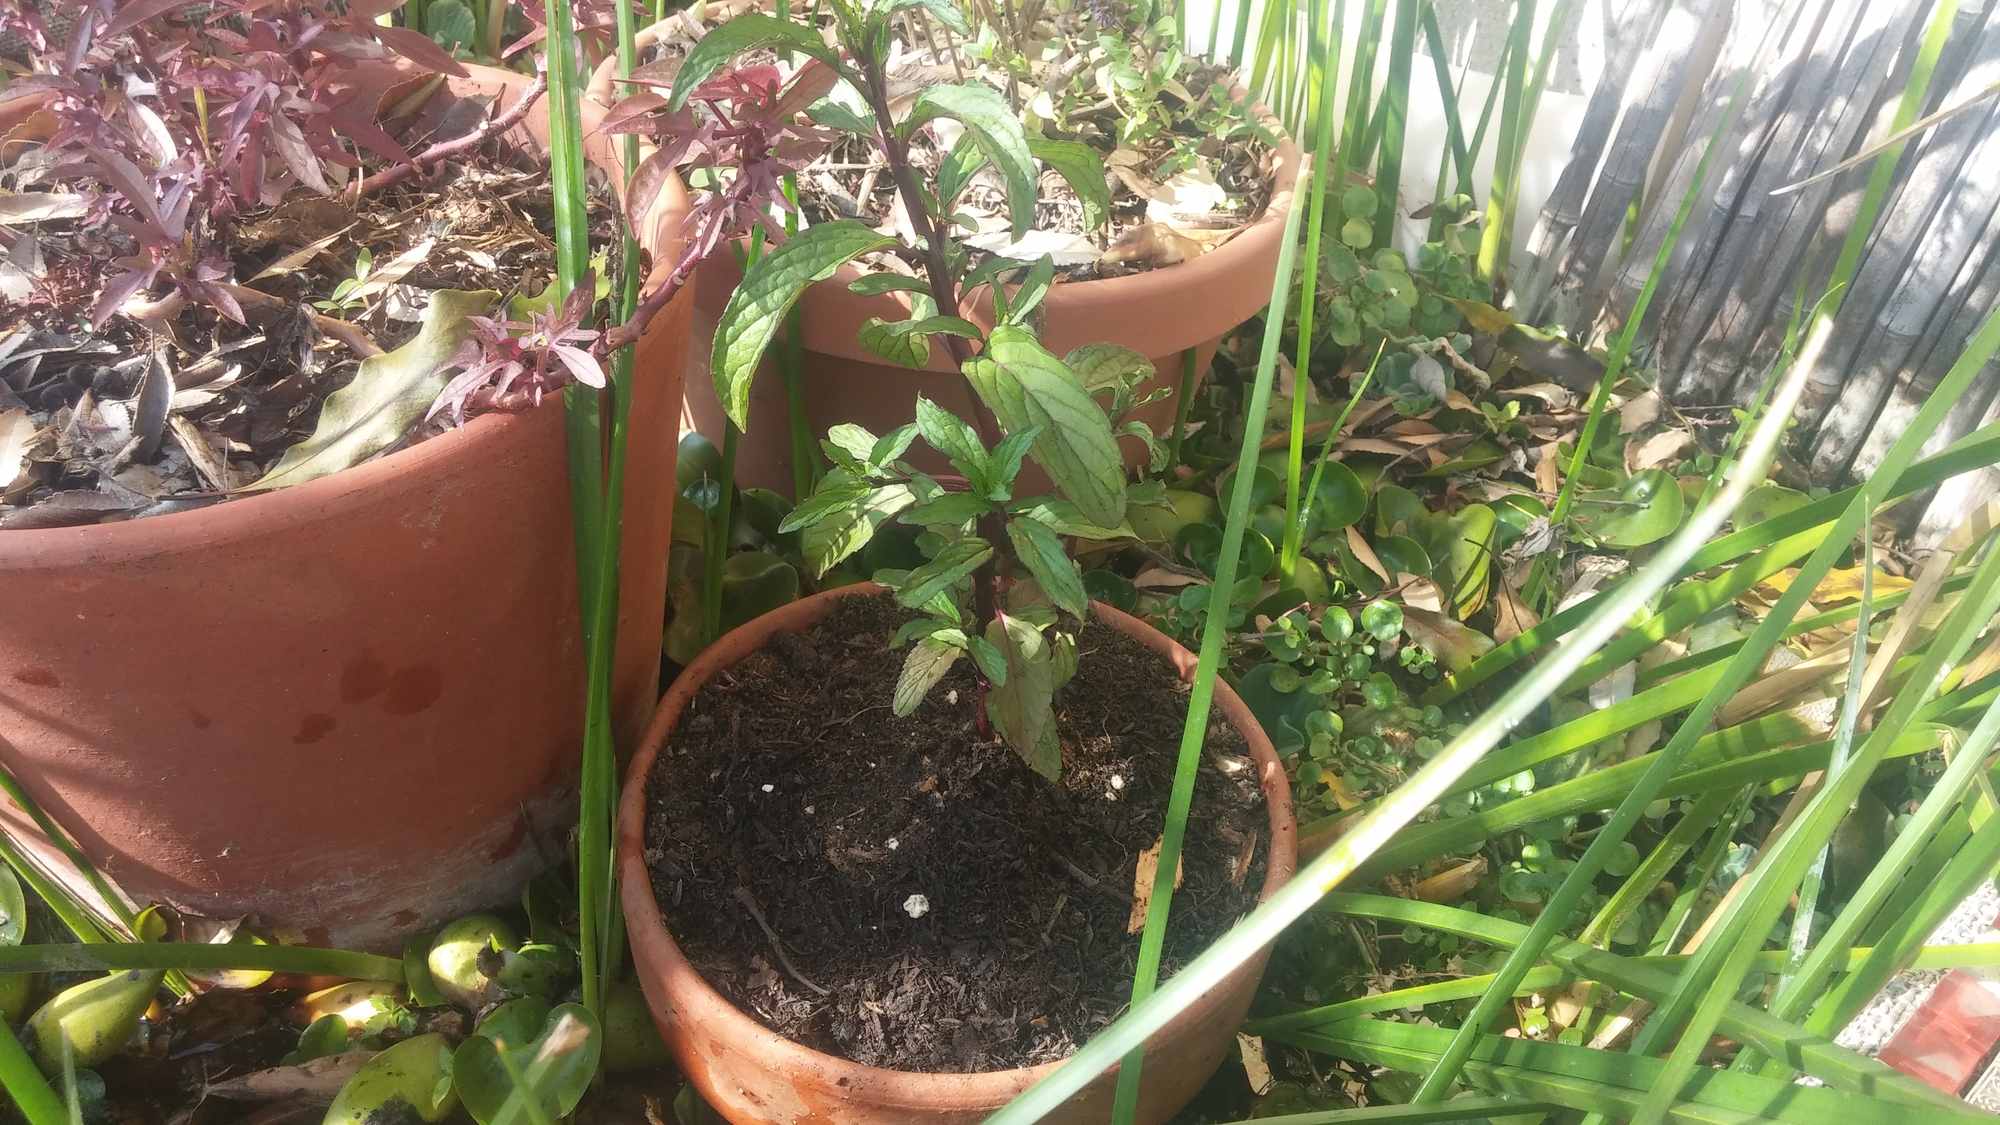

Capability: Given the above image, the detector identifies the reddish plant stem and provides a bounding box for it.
[855,44,1006,634]
[354,74,549,196]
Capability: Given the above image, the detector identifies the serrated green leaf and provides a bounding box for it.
[807,98,876,136]
[1065,342,1154,392]
[824,423,879,466]
[963,326,1126,528]
[897,536,994,607]
[847,272,930,296]
[424,0,475,51]
[905,84,1037,238]
[967,634,1008,685]
[915,395,989,485]
[1004,255,1057,327]
[889,615,956,647]
[801,483,916,576]
[984,614,1061,778]
[1015,498,1135,539]
[714,221,895,429]
[666,14,849,113]
[858,314,984,368]
[901,492,993,527]
[779,469,870,533]
[871,423,921,466]
[894,640,962,716]
[1028,138,1110,230]
[986,426,1040,500]
[936,136,986,213]
[1007,516,1087,618]
[1119,418,1168,472]
[869,0,970,36]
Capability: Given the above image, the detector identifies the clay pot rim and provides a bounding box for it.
[588,19,1305,347]
[0,61,689,566]
[616,582,1298,1107]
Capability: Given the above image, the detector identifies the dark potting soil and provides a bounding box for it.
[643,596,1269,1073]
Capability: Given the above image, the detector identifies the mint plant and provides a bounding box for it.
[626,0,1168,777]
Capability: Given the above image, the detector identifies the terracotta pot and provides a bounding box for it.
[617,584,1298,1124]
[589,23,1305,497]
[0,62,694,950]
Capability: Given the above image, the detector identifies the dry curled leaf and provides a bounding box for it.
[1627,428,1691,472]
[1619,389,1661,433]
[1100,222,1203,269]
[1127,836,1185,934]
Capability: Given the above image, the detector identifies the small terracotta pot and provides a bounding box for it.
[589,23,1305,496]
[0,62,693,949]
[617,584,1298,1124]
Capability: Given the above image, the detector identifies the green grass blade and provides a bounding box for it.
[1579,785,1739,948]
[0,1017,64,1125]
[1371,0,1418,247]
[1291,346,1383,573]
[1320,894,1956,1108]
[992,180,1825,1123]
[546,0,620,1023]
[1412,315,1838,1098]
[0,942,402,978]
[1773,538,1874,998]
[1218,1096,1560,1123]
[1294,1017,1982,1123]
[1168,347,1200,469]
[1472,0,1532,284]
[1417,0,1472,199]
[1625,538,2000,1123]
[1803,803,2000,1040]
[1755,689,2000,1075]
[1432,420,2000,704]
[1650,791,1751,955]
[1107,161,1314,1125]
[1280,17,1348,580]
[1252,940,2000,1035]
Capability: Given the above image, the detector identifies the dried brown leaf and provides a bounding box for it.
[1127,836,1184,934]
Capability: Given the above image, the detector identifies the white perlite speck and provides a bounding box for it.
[903,894,930,919]
[760,783,774,793]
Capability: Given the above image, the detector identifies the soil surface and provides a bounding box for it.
[636,9,1279,284]
[1,86,620,528]
[643,595,1269,1072]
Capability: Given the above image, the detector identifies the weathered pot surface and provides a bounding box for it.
[0,60,693,950]
[589,22,1305,496]
[617,583,1298,1124]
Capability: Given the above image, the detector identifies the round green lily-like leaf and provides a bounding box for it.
[1215,464,1283,509]
[1234,663,1317,756]
[1735,481,1809,529]
[675,432,721,491]
[1340,216,1373,249]
[1371,534,1432,579]
[1341,185,1378,220]
[453,1002,600,1125]
[1574,468,1685,548]
[1083,569,1137,611]
[1176,523,1277,579]
[1305,462,1366,534]
[1372,483,1426,538]
[1490,493,1547,548]
[1127,489,1218,544]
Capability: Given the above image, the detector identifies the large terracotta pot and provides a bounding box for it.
[617,584,1298,1124]
[589,24,1304,496]
[0,62,693,950]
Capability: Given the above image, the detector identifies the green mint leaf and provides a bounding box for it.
[666,14,851,114]
[713,220,895,429]
[896,536,994,608]
[962,326,1127,528]
[893,639,961,716]
[904,84,1037,238]
[1006,516,1088,619]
